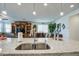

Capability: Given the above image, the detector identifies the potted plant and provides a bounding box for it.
[48,23,56,39]
[56,23,65,40]
[48,23,65,40]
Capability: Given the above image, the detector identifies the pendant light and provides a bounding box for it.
[70,4,74,8]
[60,1,64,16]
[44,3,48,6]
[60,12,64,16]
[32,3,36,15]
[2,3,7,15]
[33,11,36,15]
[17,3,21,5]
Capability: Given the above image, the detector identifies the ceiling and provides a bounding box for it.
[0,3,79,22]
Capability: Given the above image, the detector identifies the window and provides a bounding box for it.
[37,24,48,33]
[5,23,11,33]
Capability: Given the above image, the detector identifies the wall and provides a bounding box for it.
[69,14,79,41]
[55,16,69,41]
[55,8,79,41]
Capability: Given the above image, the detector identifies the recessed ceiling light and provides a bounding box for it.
[33,11,36,15]
[70,4,74,8]
[0,18,2,21]
[17,3,21,5]
[60,12,64,16]
[2,10,7,15]
[44,3,48,6]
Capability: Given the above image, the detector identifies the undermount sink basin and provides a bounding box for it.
[15,43,50,50]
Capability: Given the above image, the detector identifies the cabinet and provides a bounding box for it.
[11,21,32,38]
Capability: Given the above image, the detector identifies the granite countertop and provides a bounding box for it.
[0,38,79,55]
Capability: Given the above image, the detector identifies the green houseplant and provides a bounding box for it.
[48,23,65,40]
[48,23,56,40]
[56,23,65,34]
[48,23,56,34]
[56,23,61,33]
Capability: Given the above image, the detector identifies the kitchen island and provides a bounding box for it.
[0,38,79,56]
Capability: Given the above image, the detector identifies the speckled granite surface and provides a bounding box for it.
[1,38,79,56]
[0,52,79,56]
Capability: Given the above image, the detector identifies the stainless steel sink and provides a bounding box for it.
[15,43,50,50]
